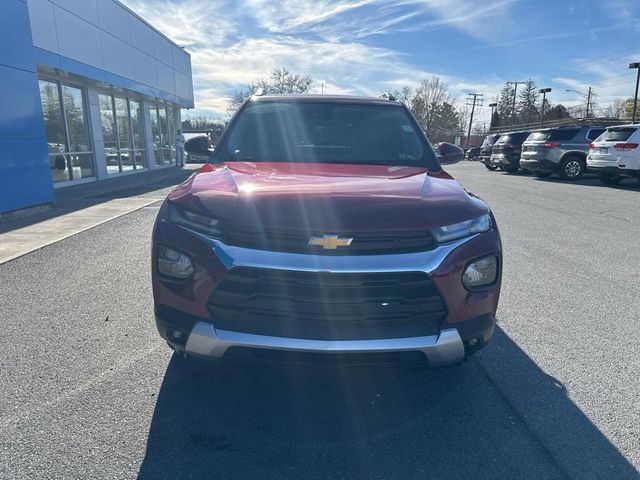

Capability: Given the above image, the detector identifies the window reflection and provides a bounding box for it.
[39,79,95,182]
[99,93,148,174]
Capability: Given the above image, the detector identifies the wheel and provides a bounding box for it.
[502,164,518,173]
[485,164,498,171]
[534,171,552,178]
[598,173,623,185]
[559,157,585,180]
[471,154,479,162]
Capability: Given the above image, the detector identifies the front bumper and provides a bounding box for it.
[186,322,465,367]
[152,218,501,368]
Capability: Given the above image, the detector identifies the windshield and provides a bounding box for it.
[216,100,437,168]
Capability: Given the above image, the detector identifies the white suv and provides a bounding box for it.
[587,125,640,185]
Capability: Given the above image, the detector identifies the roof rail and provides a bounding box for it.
[378,92,397,101]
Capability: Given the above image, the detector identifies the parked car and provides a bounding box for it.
[587,124,640,184]
[488,131,531,172]
[520,125,605,180]
[479,133,502,170]
[152,94,502,369]
[465,146,481,161]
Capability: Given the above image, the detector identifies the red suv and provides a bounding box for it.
[152,94,502,368]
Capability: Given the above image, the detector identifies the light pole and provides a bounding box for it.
[488,102,497,131]
[629,62,640,123]
[507,81,524,128]
[565,88,592,118]
[539,88,551,127]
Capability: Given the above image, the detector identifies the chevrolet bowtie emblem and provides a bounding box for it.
[308,234,354,250]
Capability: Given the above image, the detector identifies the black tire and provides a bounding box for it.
[485,164,498,171]
[471,154,479,162]
[559,156,585,180]
[502,164,518,173]
[534,171,552,178]
[598,173,623,185]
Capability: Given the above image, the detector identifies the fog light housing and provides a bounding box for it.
[157,245,194,280]
[462,255,498,289]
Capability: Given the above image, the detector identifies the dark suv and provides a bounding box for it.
[520,126,606,180]
[480,133,502,170]
[488,131,531,172]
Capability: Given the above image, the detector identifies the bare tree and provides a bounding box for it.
[227,67,313,115]
[601,98,633,119]
[410,77,453,135]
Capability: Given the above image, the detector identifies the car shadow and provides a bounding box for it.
[137,327,638,479]
[530,175,640,191]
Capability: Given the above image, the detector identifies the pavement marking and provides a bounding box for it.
[0,197,161,265]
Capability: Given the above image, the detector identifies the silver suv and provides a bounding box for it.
[520,126,605,180]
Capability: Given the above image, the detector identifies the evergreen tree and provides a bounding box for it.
[490,110,501,130]
[497,83,515,125]
[516,79,539,125]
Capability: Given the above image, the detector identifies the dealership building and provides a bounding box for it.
[1,0,194,214]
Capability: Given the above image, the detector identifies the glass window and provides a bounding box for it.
[549,129,579,141]
[151,106,163,166]
[603,127,637,142]
[527,131,551,142]
[115,97,134,171]
[99,94,120,175]
[220,101,432,167]
[62,85,91,153]
[129,100,147,169]
[587,128,605,141]
[150,104,175,166]
[130,100,143,149]
[39,80,70,182]
[99,93,148,173]
[40,79,95,182]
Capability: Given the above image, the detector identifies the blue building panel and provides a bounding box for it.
[0,138,53,213]
[0,1,53,214]
[0,0,36,73]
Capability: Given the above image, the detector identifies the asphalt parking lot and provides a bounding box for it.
[1,163,639,479]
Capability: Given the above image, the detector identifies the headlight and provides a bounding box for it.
[432,213,490,243]
[166,202,222,237]
[157,245,194,280]
[463,255,498,289]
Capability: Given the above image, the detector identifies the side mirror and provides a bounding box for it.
[435,142,464,165]
[184,135,213,159]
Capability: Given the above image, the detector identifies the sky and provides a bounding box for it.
[122,0,640,126]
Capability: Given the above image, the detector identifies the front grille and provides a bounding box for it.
[208,267,447,340]
[222,225,436,255]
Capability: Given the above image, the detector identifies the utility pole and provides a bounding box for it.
[488,102,497,131]
[507,81,524,128]
[586,86,592,118]
[539,88,551,127]
[465,93,483,149]
[321,82,324,94]
[629,62,640,122]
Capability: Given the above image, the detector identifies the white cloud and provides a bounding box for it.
[120,0,517,117]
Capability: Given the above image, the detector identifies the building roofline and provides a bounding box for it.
[113,0,191,57]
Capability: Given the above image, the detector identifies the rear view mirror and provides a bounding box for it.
[184,135,212,159]
[435,142,464,165]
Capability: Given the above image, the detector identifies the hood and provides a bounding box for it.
[168,162,488,231]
